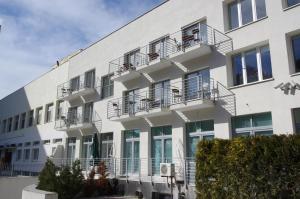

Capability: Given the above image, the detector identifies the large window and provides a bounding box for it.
[291,35,300,73]
[123,129,140,174]
[228,0,267,30]
[16,149,22,161]
[56,101,63,120]
[35,107,43,125]
[232,112,273,137]
[151,126,172,175]
[32,148,39,161]
[45,103,54,123]
[124,89,140,115]
[2,119,7,133]
[293,108,300,134]
[101,74,114,99]
[14,115,19,131]
[149,37,169,61]
[84,69,95,88]
[23,148,30,161]
[28,110,34,127]
[232,45,272,86]
[20,113,26,129]
[286,0,300,7]
[151,80,170,108]
[7,117,12,132]
[182,21,207,48]
[67,137,76,163]
[186,120,214,157]
[101,133,113,159]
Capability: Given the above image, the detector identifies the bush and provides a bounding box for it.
[195,135,300,198]
[37,159,84,199]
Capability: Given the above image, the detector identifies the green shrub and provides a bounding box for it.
[37,158,58,192]
[195,135,300,199]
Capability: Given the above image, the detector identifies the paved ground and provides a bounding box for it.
[0,176,38,199]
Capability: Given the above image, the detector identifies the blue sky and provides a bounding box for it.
[0,0,163,99]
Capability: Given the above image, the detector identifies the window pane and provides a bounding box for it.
[233,115,252,129]
[293,108,300,134]
[236,132,251,137]
[228,2,239,29]
[253,112,272,127]
[232,54,244,86]
[292,35,300,73]
[287,0,300,7]
[256,0,267,19]
[255,130,273,136]
[203,135,215,141]
[260,46,273,79]
[245,50,259,83]
[188,137,199,157]
[201,120,214,132]
[241,0,253,25]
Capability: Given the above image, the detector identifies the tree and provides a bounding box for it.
[37,158,58,192]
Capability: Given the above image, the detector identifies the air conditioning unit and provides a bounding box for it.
[160,163,175,177]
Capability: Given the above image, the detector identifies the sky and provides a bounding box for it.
[0,0,163,99]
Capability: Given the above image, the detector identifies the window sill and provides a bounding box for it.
[229,78,274,90]
[283,3,300,11]
[290,72,300,77]
[225,17,268,34]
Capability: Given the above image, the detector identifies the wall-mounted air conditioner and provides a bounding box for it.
[160,163,175,177]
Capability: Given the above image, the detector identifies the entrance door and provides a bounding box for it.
[124,130,140,175]
[125,89,139,115]
[152,80,170,108]
[151,126,172,175]
[67,137,76,166]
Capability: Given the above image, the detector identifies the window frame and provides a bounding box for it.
[27,110,34,127]
[14,115,20,131]
[32,148,39,161]
[291,34,300,74]
[101,74,114,99]
[35,107,43,125]
[1,119,7,133]
[293,108,300,134]
[45,103,54,123]
[20,112,26,129]
[231,45,273,86]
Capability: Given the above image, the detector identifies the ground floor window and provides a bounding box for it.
[67,137,76,163]
[293,108,300,134]
[16,149,22,161]
[82,135,93,159]
[232,112,273,137]
[23,148,30,161]
[100,133,113,159]
[151,125,172,175]
[186,120,214,157]
[123,129,140,174]
[32,148,39,161]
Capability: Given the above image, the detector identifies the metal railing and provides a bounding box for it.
[57,73,97,99]
[108,23,232,75]
[107,76,217,119]
[55,110,101,130]
[0,162,44,176]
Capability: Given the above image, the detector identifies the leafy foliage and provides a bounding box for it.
[195,135,300,199]
[37,158,58,192]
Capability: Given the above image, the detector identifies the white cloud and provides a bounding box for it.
[0,0,162,99]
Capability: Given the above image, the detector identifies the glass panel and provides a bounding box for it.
[252,112,272,127]
[292,35,300,73]
[134,141,140,172]
[228,2,239,29]
[186,122,197,133]
[164,139,172,162]
[124,141,132,173]
[201,120,214,132]
[245,49,259,83]
[293,108,300,134]
[182,23,199,48]
[236,132,251,137]
[152,127,162,136]
[255,130,273,136]
[101,143,107,159]
[241,0,253,25]
[85,70,95,88]
[152,139,162,175]
[256,0,267,19]
[232,54,244,85]
[287,0,300,7]
[260,46,273,79]
[233,115,252,129]
[163,126,172,135]
[188,136,199,157]
[203,135,215,141]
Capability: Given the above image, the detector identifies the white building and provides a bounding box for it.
[1,0,300,198]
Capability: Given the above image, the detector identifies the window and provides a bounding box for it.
[83,102,93,123]
[53,138,62,144]
[84,70,95,88]
[123,130,140,174]
[45,103,54,123]
[124,89,140,115]
[24,149,30,161]
[56,101,63,120]
[68,107,78,125]
[100,133,113,159]
[232,112,273,137]
[286,0,300,7]
[14,115,19,131]
[20,113,26,129]
[101,74,114,99]
[186,120,214,157]
[16,149,22,161]
[25,142,31,147]
[70,76,80,91]
[2,119,7,133]
[124,49,141,69]
[67,137,76,162]
[232,45,272,86]
[293,108,300,134]
[32,148,39,161]
[291,35,300,73]
[182,22,207,48]
[149,37,169,61]
[35,107,43,125]
[43,140,50,145]
[228,0,267,30]
[151,80,170,108]
[82,135,94,159]
[151,126,172,175]
[33,141,40,146]
[7,117,12,132]
[28,110,34,127]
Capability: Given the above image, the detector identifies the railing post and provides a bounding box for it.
[184,159,187,189]
[114,158,117,178]
[126,159,128,182]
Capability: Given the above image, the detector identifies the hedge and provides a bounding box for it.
[195,135,300,199]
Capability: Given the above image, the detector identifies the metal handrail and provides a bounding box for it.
[107,76,216,119]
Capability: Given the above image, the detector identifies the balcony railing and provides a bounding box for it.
[107,76,217,119]
[51,157,196,185]
[54,110,101,131]
[57,73,97,100]
[109,23,232,76]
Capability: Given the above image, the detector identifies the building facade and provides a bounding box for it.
[1,0,300,198]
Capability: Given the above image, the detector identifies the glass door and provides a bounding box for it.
[152,80,170,108]
[84,102,93,123]
[84,70,95,88]
[124,89,139,115]
[185,69,210,101]
[82,135,93,170]
[151,126,172,175]
[123,129,140,175]
[67,137,76,166]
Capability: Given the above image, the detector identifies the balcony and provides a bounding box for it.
[54,110,101,131]
[109,24,232,82]
[57,73,96,101]
[107,76,217,121]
